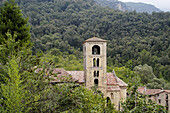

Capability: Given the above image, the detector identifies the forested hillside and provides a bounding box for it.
[1,0,169,88]
[0,1,169,112]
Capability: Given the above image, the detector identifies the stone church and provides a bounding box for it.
[50,37,127,110]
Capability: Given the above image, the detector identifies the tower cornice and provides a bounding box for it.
[83,37,107,44]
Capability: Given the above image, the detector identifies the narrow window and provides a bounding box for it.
[166,107,168,111]
[166,100,169,111]
[93,58,96,67]
[111,93,114,99]
[97,71,99,77]
[94,79,98,87]
[166,94,168,99]
[92,45,100,55]
[97,58,99,67]
[158,99,161,104]
[166,100,168,106]
[94,71,96,77]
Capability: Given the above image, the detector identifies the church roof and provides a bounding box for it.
[67,71,84,83]
[50,68,74,83]
[66,70,127,87]
[107,73,117,85]
[83,37,107,43]
[36,68,127,87]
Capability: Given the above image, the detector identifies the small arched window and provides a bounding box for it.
[94,79,98,87]
[92,45,100,55]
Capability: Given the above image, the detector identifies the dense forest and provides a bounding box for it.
[5,0,169,89]
[0,0,169,112]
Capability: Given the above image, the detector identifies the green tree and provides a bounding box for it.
[133,64,155,84]
[0,0,32,65]
[52,83,117,112]
[0,57,29,112]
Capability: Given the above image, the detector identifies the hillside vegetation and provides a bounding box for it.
[0,1,169,112]
[1,0,169,88]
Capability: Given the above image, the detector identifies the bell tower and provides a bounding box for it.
[83,37,107,95]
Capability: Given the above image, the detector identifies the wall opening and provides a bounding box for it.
[94,71,96,77]
[111,93,114,99]
[158,99,161,104]
[166,94,168,99]
[93,58,96,67]
[97,58,99,67]
[106,97,111,106]
[94,79,98,87]
[92,45,100,55]
[97,71,99,77]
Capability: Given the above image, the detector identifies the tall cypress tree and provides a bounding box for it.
[0,0,32,64]
[0,0,31,43]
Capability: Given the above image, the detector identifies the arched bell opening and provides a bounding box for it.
[92,45,100,55]
[94,79,98,87]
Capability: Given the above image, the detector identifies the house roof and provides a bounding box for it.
[138,87,161,95]
[138,87,170,95]
[83,37,107,43]
[145,89,162,95]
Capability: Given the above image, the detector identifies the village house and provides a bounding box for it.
[138,86,170,112]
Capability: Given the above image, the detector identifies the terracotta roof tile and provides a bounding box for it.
[50,68,74,83]
[41,68,127,87]
[165,90,170,93]
[66,70,127,87]
[145,89,161,95]
[66,71,84,83]
[107,73,117,85]
[116,76,128,87]
[138,87,162,95]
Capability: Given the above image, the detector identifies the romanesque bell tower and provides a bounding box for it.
[83,37,107,95]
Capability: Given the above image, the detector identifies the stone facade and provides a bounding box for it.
[83,37,107,95]
[83,37,127,110]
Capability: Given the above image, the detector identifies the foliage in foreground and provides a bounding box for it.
[0,57,29,113]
